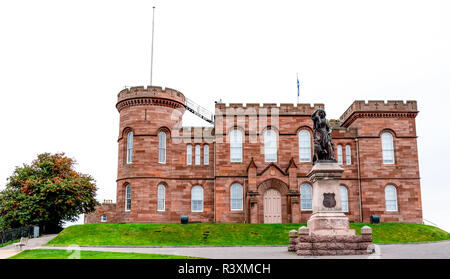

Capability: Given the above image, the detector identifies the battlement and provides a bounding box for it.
[215,103,324,115]
[176,126,215,136]
[339,100,418,124]
[116,86,186,111]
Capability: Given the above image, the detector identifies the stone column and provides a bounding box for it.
[248,192,259,224]
[288,191,300,223]
[306,162,355,236]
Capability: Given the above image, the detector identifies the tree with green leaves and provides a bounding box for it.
[0,153,99,230]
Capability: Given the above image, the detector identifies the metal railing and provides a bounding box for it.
[0,226,34,246]
[185,97,214,124]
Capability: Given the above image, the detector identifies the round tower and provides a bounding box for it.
[115,86,186,222]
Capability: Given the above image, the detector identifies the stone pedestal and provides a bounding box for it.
[306,162,354,236]
[289,161,374,256]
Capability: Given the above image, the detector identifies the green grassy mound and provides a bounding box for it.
[10,249,200,259]
[47,223,450,246]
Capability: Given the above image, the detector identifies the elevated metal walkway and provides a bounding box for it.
[185,97,215,124]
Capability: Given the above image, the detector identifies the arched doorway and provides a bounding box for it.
[263,189,282,223]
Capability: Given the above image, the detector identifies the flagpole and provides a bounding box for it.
[150,6,155,86]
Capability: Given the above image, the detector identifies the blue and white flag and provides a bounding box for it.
[297,74,300,98]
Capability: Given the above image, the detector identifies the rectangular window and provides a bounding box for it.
[125,188,131,212]
[204,145,209,165]
[345,145,351,165]
[157,185,165,211]
[264,130,277,162]
[382,133,395,164]
[337,145,343,165]
[299,130,311,162]
[230,130,243,162]
[195,145,201,165]
[127,132,133,164]
[158,132,166,164]
[186,145,192,165]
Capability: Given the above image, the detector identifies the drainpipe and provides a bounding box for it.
[213,140,216,223]
[356,138,363,222]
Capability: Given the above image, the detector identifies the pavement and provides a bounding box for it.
[1,235,450,259]
[40,240,450,259]
[0,234,58,259]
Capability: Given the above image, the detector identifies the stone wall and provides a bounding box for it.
[84,87,422,225]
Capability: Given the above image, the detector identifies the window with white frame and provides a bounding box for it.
[264,129,277,162]
[101,215,107,222]
[300,183,312,210]
[191,185,203,212]
[204,145,209,165]
[298,130,311,162]
[195,145,201,165]
[158,131,166,164]
[340,185,349,212]
[230,183,243,210]
[337,145,343,164]
[382,132,395,164]
[230,129,243,162]
[186,145,192,165]
[345,145,351,165]
[157,184,165,211]
[126,131,133,164]
[125,184,131,211]
[385,185,398,211]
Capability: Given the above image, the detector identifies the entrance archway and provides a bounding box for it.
[263,188,282,223]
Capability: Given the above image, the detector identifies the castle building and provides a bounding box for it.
[85,86,422,224]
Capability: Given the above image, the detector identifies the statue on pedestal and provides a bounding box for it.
[311,108,335,164]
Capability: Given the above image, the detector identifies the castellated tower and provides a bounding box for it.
[114,86,215,223]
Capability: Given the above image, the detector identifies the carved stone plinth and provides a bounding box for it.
[291,226,375,256]
[288,162,374,255]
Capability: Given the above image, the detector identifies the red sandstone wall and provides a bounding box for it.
[84,203,117,224]
[84,90,422,225]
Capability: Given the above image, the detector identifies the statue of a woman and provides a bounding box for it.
[311,108,335,164]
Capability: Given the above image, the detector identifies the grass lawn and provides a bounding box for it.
[0,239,19,248]
[9,249,200,259]
[46,222,450,246]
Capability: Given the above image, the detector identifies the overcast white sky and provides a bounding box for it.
[0,0,449,231]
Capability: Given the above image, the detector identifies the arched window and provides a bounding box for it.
[382,132,395,164]
[191,186,204,212]
[126,131,133,164]
[230,183,243,210]
[157,184,165,211]
[385,185,398,211]
[195,145,201,165]
[230,129,243,162]
[158,131,166,164]
[345,145,351,165]
[204,145,209,165]
[186,145,192,165]
[264,129,277,162]
[340,185,349,212]
[298,130,311,162]
[337,145,343,165]
[125,184,131,211]
[300,183,312,210]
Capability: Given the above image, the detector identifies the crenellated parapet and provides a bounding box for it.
[215,103,324,116]
[339,100,418,127]
[172,126,215,140]
[116,86,186,112]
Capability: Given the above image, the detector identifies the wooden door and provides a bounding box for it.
[264,189,282,223]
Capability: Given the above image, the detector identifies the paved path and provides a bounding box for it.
[2,235,450,259]
[41,240,450,259]
[0,234,58,259]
